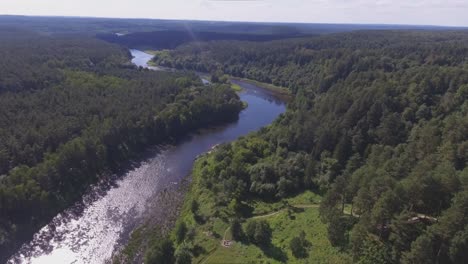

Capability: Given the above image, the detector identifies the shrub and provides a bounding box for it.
[290,231,311,258]
[145,238,174,264]
[175,222,188,244]
[245,220,272,246]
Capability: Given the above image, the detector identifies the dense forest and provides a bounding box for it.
[0,29,244,262]
[142,31,468,263]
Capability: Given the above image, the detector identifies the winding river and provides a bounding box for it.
[8,50,286,264]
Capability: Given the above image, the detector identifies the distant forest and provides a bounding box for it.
[1,15,456,35]
[148,31,468,263]
[98,30,311,49]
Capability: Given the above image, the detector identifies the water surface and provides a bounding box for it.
[9,50,286,264]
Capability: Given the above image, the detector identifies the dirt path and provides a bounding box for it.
[293,204,320,209]
[252,204,319,219]
[198,246,218,264]
[252,209,286,219]
[223,227,231,241]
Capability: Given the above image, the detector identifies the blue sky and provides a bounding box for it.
[1,0,467,27]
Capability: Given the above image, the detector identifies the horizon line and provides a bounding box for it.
[1,13,467,29]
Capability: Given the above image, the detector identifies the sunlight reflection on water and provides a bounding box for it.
[9,50,286,264]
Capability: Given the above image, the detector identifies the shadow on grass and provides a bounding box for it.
[192,245,207,257]
[291,207,305,213]
[260,243,288,263]
[194,213,207,224]
[239,203,254,218]
[236,239,288,263]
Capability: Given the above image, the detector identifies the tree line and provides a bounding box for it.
[98,30,310,50]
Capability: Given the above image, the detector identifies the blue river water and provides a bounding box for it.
[8,50,286,264]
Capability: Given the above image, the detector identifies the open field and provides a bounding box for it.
[176,156,351,264]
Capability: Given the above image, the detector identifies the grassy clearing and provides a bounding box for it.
[190,205,351,264]
[230,77,291,98]
[231,83,243,92]
[267,207,351,264]
[176,155,351,264]
[143,50,159,55]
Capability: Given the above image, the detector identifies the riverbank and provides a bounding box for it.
[180,71,291,101]
[230,77,291,98]
[143,49,291,99]
[110,77,287,262]
[133,145,351,264]
[107,51,288,264]
[111,177,191,263]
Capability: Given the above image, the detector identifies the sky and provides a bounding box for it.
[1,0,468,27]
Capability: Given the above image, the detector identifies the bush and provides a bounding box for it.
[145,238,175,264]
[190,200,199,214]
[175,245,192,264]
[245,221,257,242]
[327,213,348,247]
[290,231,311,258]
[245,220,272,246]
[175,222,188,244]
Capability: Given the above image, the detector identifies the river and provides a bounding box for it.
[8,50,286,264]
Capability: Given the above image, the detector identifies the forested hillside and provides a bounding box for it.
[148,31,468,263]
[0,29,243,262]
